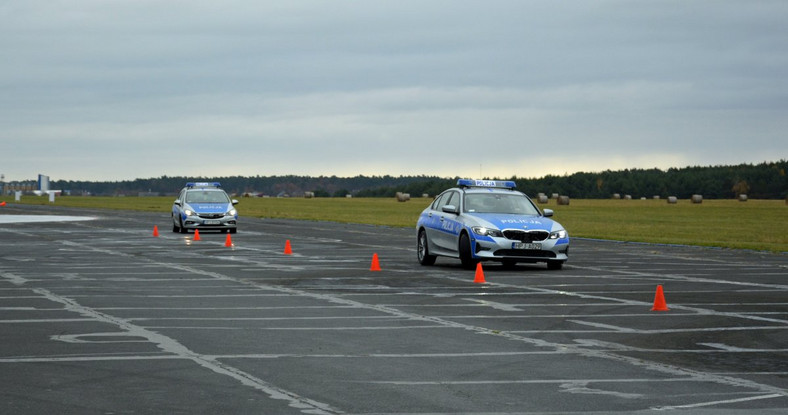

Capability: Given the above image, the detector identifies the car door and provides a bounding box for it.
[422,191,449,249]
[173,189,186,222]
[432,190,462,253]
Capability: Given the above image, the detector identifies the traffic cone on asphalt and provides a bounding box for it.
[651,285,669,311]
[370,253,382,271]
[0,201,6,207]
[284,240,292,255]
[225,233,233,247]
[193,229,201,241]
[474,262,486,283]
[153,225,159,237]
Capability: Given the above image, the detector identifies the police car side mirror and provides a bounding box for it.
[232,199,239,205]
[441,205,459,214]
[543,209,554,217]
[174,200,181,206]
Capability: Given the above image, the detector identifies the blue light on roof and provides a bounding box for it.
[457,179,516,189]
[186,182,222,188]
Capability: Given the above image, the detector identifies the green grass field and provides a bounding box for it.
[7,195,787,252]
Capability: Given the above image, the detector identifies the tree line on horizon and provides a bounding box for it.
[50,160,787,199]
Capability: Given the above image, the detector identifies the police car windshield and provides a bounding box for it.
[464,193,540,215]
[186,190,230,204]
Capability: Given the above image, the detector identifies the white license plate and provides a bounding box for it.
[203,220,220,225]
[512,242,541,250]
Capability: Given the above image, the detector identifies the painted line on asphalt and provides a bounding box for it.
[30,287,343,415]
[0,215,97,224]
[651,393,785,411]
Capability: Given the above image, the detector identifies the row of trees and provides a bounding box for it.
[51,160,787,199]
[355,161,788,199]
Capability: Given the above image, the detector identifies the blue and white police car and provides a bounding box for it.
[172,182,239,234]
[416,179,569,270]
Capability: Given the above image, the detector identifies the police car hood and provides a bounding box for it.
[186,203,230,214]
[469,213,557,232]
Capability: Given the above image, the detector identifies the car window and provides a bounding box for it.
[186,190,230,204]
[431,192,449,210]
[444,191,458,208]
[464,193,540,215]
[432,191,458,211]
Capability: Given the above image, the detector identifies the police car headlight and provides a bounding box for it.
[550,229,567,239]
[227,208,237,216]
[472,226,503,238]
[184,209,196,216]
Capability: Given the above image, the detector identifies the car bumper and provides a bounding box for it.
[181,215,237,230]
[472,236,569,263]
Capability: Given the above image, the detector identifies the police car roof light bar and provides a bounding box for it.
[186,182,222,188]
[457,179,516,189]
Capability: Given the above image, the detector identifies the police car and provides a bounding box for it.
[416,179,569,270]
[172,182,239,234]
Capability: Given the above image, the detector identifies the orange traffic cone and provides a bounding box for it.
[0,201,6,206]
[153,225,159,237]
[193,229,201,241]
[370,253,381,271]
[225,233,233,247]
[474,262,486,283]
[651,285,669,311]
[284,240,292,255]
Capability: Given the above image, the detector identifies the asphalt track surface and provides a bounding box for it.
[1,204,786,414]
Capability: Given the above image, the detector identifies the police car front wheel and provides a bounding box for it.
[459,233,478,270]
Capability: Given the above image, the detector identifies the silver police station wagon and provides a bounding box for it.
[416,179,569,270]
[172,182,239,234]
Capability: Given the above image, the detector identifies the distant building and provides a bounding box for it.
[38,174,50,192]
[4,181,36,195]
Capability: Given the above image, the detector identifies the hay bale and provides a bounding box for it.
[624,195,632,200]
[557,195,570,205]
[537,194,549,204]
[691,194,703,204]
[551,193,559,199]
[396,192,410,202]
[612,193,621,199]
[303,191,314,199]
[422,193,429,198]
[738,194,748,202]
[667,196,678,204]
[653,195,660,200]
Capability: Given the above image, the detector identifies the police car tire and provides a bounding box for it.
[459,233,477,270]
[417,230,436,266]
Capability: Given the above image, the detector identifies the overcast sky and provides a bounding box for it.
[1,1,786,182]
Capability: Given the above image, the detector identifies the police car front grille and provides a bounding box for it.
[198,213,224,219]
[503,230,549,242]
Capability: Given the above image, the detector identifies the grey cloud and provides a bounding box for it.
[1,1,786,181]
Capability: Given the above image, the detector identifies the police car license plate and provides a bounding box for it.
[513,242,541,250]
[204,220,220,225]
